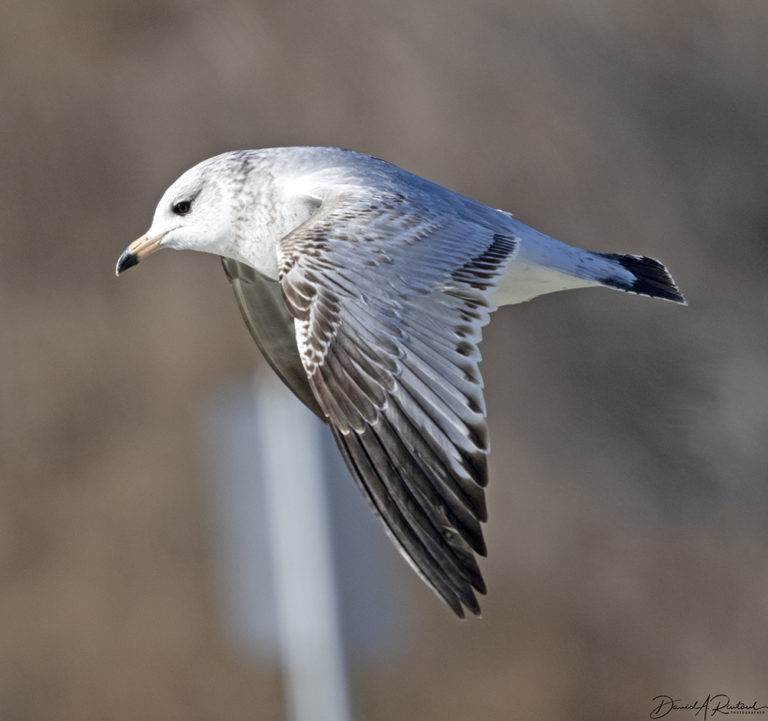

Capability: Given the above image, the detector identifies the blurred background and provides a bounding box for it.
[1,0,767,719]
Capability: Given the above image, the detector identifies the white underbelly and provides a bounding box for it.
[492,261,599,306]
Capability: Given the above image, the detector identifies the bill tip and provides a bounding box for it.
[115,250,139,275]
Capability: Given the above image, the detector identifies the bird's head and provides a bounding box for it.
[115,154,243,275]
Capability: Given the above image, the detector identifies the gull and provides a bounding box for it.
[116,147,685,617]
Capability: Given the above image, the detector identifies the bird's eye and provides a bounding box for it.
[172,200,192,215]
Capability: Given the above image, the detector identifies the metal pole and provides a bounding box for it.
[256,374,353,721]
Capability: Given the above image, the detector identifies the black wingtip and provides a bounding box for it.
[598,253,686,305]
[463,591,484,618]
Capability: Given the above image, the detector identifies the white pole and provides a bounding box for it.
[255,373,353,721]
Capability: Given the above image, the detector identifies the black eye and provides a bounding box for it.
[172,200,192,215]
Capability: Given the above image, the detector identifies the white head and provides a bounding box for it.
[115,152,254,275]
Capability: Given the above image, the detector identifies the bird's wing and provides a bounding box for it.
[221,257,326,420]
[278,189,519,616]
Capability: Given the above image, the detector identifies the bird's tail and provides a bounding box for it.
[593,252,686,304]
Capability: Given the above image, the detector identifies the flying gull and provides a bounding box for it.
[116,147,685,617]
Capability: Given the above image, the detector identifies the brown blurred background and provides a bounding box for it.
[2,1,767,719]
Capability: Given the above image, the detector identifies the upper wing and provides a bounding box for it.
[278,190,518,616]
[221,257,325,420]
